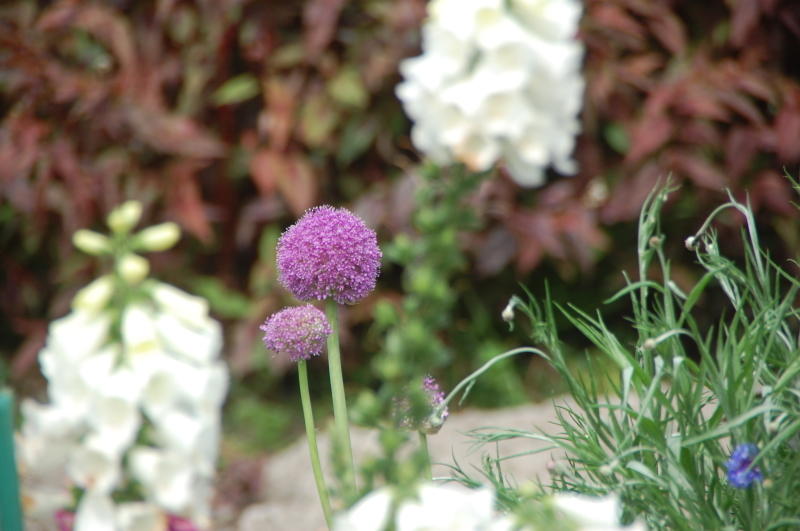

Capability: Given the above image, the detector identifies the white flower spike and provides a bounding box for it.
[396,0,584,187]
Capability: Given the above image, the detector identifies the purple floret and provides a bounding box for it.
[260,305,332,362]
[726,443,763,489]
[277,206,382,305]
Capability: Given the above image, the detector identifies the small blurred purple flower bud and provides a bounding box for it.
[726,443,763,489]
[393,375,449,432]
[277,206,382,304]
[260,305,332,362]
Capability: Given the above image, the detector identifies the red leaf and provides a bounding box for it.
[249,149,281,196]
[277,153,318,217]
[667,149,728,190]
[775,87,800,162]
[646,11,686,55]
[590,4,648,40]
[126,105,227,159]
[751,169,797,216]
[303,0,349,60]
[625,114,673,167]
[167,160,214,243]
[730,0,761,48]
[725,126,760,183]
[601,162,666,224]
[263,75,302,152]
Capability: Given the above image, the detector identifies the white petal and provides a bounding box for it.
[122,304,160,354]
[86,396,141,457]
[67,444,122,494]
[150,283,210,325]
[47,311,112,363]
[510,0,583,41]
[74,493,116,531]
[116,502,168,531]
[78,345,120,388]
[396,484,495,530]
[552,493,621,528]
[130,448,194,513]
[155,313,222,365]
[334,487,394,531]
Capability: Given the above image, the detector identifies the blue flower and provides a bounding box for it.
[726,443,763,488]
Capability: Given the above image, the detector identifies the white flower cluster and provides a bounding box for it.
[17,203,228,531]
[333,483,647,531]
[396,0,585,187]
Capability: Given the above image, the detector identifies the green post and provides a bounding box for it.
[0,389,23,531]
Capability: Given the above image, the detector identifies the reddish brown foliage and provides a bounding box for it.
[2,0,800,379]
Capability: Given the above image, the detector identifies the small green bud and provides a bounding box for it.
[107,201,143,234]
[118,254,150,284]
[133,222,181,252]
[73,229,112,255]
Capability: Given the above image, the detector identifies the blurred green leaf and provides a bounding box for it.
[337,115,379,166]
[212,74,260,106]
[604,122,630,155]
[191,276,250,319]
[328,66,369,109]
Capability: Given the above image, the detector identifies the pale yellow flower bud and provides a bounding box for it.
[133,222,181,252]
[107,201,143,234]
[73,230,112,255]
[72,275,115,313]
[118,254,150,284]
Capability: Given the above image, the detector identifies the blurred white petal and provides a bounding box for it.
[155,313,222,365]
[78,345,120,389]
[86,395,141,457]
[116,502,168,531]
[150,283,210,325]
[396,484,495,531]
[552,493,621,528]
[67,444,122,494]
[333,487,394,531]
[129,447,194,514]
[74,493,116,531]
[47,311,112,363]
[510,0,583,41]
[122,304,160,354]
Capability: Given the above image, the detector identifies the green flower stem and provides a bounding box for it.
[325,298,357,496]
[298,360,333,529]
[419,431,433,481]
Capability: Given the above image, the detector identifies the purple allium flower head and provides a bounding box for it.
[260,305,332,362]
[726,443,763,489]
[277,206,382,304]
[393,375,449,431]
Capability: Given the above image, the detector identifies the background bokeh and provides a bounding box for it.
[2,0,800,468]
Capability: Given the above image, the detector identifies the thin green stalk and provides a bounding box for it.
[298,360,333,529]
[325,298,357,496]
[419,431,433,481]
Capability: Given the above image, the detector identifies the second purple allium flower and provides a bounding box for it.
[726,443,763,489]
[277,206,382,305]
[261,305,332,362]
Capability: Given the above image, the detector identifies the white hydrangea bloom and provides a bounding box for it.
[396,0,584,187]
